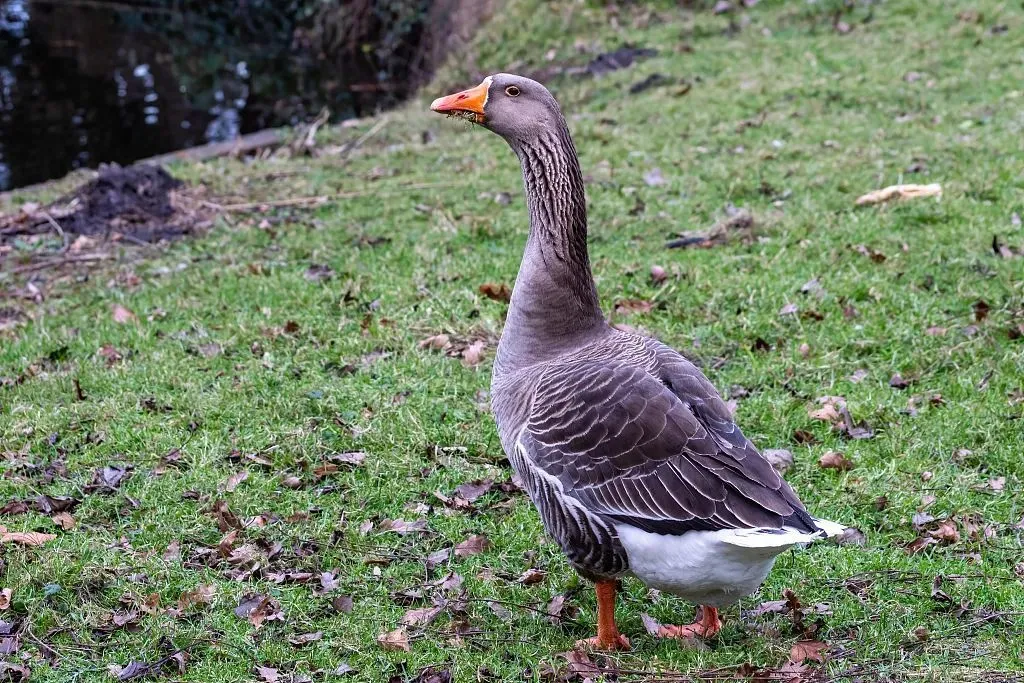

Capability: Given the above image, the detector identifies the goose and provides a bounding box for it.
[430,74,844,650]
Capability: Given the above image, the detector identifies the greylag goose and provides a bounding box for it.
[430,74,844,651]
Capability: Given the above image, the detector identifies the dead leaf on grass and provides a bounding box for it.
[818,451,854,471]
[51,512,75,530]
[454,534,491,558]
[855,183,942,205]
[222,471,248,493]
[332,595,354,613]
[377,519,428,535]
[111,304,137,324]
[479,283,511,303]
[401,604,444,627]
[0,589,11,609]
[614,298,654,316]
[288,631,323,647]
[763,449,794,474]
[377,627,410,652]
[461,340,487,367]
[789,640,829,663]
[0,527,56,546]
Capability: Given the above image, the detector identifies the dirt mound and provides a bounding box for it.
[55,164,187,241]
[1,163,208,255]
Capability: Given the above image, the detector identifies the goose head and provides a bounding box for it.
[430,73,563,147]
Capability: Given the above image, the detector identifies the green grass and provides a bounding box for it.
[2,1,1023,680]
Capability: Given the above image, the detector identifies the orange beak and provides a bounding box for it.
[430,77,491,123]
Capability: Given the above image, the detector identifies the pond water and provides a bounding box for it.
[0,0,386,190]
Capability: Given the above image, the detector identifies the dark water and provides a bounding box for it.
[0,0,398,190]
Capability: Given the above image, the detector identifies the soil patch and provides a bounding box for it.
[0,163,207,249]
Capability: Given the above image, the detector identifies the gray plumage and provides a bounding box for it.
[443,74,824,584]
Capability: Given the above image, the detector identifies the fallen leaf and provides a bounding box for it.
[256,665,280,683]
[988,477,1006,491]
[112,304,137,324]
[929,519,960,544]
[377,627,410,652]
[0,589,11,609]
[614,299,653,316]
[763,449,794,474]
[925,326,947,336]
[426,547,451,568]
[0,501,28,515]
[479,283,511,303]
[849,369,869,383]
[855,183,942,205]
[418,334,450,351]
[486,600,511,621]
[779,303,799,316]
[412,666,452,683]
[330,451,367,466]
[906,536,937,554]
[818,451,854,471]
[222,471,248,493]
[288,631,323,647]
[790,640,828,663]
[518,568,547,585]
[833,527,866,546]
[377,519,428,535]
[650,265,667,283]
[51,512,75,530]
[454,534,491,558]
[461,340,487,367]
[453,479,493,502]
[332,595,353,613]
[177,585,216,610]
[402,604,444,627]
[643,167,666,186]
[889,373,910,389]
[235,594,283,630]
[0,528,56,546]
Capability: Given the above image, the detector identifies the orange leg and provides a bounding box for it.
[575,580,631,651]
[657,605,723,640]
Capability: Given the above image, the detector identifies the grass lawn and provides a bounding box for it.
[2,1,1023,680]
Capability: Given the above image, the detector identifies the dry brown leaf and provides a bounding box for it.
[478,282,511,303]
[818,451,854,471]
[288,631,323,647]
[52,512,76,530]
[461,340,487,367]
[377,627,410,652]
[789,639,829,663]
[401,605,444,627]
[177,585,216,610]
[418,334,450,351]
[855,183,942,206]
[518,568,547,585]
[454,534,491,558]
[0,527,56,546]
[111,304,137,324]
[223,471,249,493]
[929,519,960,544]
[614,298,654,316]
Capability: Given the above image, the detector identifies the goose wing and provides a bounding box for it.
[519,357,815,535]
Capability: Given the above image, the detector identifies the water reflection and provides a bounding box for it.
[0,0,361,190]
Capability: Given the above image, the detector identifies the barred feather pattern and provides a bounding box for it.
[493,334,817,579]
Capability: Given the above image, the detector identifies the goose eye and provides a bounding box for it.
[505,85,520,97]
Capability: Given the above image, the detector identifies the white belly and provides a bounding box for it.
[615,523,815,607]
